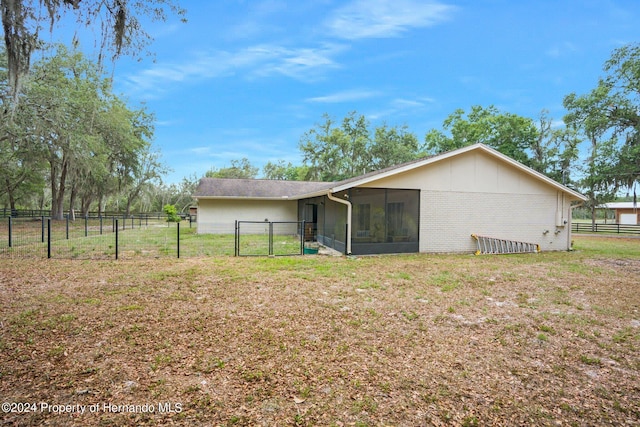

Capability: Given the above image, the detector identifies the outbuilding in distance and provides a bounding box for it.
[193,143,587,255]
[598,202,639,225]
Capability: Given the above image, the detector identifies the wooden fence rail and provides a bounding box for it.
[572,222,640,235]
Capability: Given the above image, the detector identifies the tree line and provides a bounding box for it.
[210,43,640,224]
[0,0,187,219]
[0,45,170,219]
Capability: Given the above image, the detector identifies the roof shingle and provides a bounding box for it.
[193,178,333,199]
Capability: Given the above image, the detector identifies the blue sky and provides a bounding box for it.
[101,0,640,183]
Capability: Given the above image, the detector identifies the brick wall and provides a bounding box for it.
[420,190,571,253]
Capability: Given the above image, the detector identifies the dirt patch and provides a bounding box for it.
[585,257,640,274]
[1,249,639,426]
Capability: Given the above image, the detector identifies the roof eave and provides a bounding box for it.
[194,196,293,201]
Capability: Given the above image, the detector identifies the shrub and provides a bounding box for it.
[163,204,181,222]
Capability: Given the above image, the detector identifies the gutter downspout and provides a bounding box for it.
[327,192,352,255]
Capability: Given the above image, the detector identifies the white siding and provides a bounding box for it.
[361,150,574,252]
[197,199,298,234]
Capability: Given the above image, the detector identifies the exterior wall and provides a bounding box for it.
[197,199,298,234]
[361,150,575,253]
[420,191,570,253]
[616,209,640,225]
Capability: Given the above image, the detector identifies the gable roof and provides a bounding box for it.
[331,143,587,201]
[193,144,587,201]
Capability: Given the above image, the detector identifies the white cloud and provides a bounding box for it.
[155,119,181,127]
[391,98,428,109]
[326,0,455,40]
[189,146,213,155]
[546,41,578,58]
[253,44,346,80]
[121,43,345,96]
[305,89,381,103]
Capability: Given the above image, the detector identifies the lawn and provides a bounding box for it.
[1,235,639,426]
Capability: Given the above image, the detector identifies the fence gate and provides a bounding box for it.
[235,221,305,256]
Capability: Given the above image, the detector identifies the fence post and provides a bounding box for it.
[115,219,119,260]
[100,216,103,235]
[66,215,69,239]
[234,220,238,257]
[47,219,51,259]
[177,222,180,258]
[8,216,12,248]
[41,216,45,243]
[301,220,305,255]
[269,222,274,256]
[85,215,88,237]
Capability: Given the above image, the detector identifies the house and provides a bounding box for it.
[193,143,587,255]
[599,202,639,225]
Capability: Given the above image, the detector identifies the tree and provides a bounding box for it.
[11,45,165,218]
[299,113,349,181]
[424,105,537,166]
[0,0,186,102]
[601,43,640,190]
[25,45,111,219]
[341,111,371,177]
[370,123,421,170]
[564,83,621,226]
[262,160,309,181]
[122,148,168,216]
[529,110,581,185]
[0,45,46,211]
[562,43,640,209]
[206,158,259,179]
[299,112,422,181]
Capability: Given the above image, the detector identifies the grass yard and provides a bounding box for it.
[1,235,639,426]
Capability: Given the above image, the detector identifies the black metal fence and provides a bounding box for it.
[1,216,174,259]
[572,222,640,235]
[0,217,326,260]
[0,209,195,219]
[235,220,310,257]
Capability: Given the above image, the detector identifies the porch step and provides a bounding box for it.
[471,234,540,255]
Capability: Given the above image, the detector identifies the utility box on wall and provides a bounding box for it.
[555,211,566,227]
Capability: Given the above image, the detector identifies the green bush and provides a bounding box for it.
[163,204,181,222]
